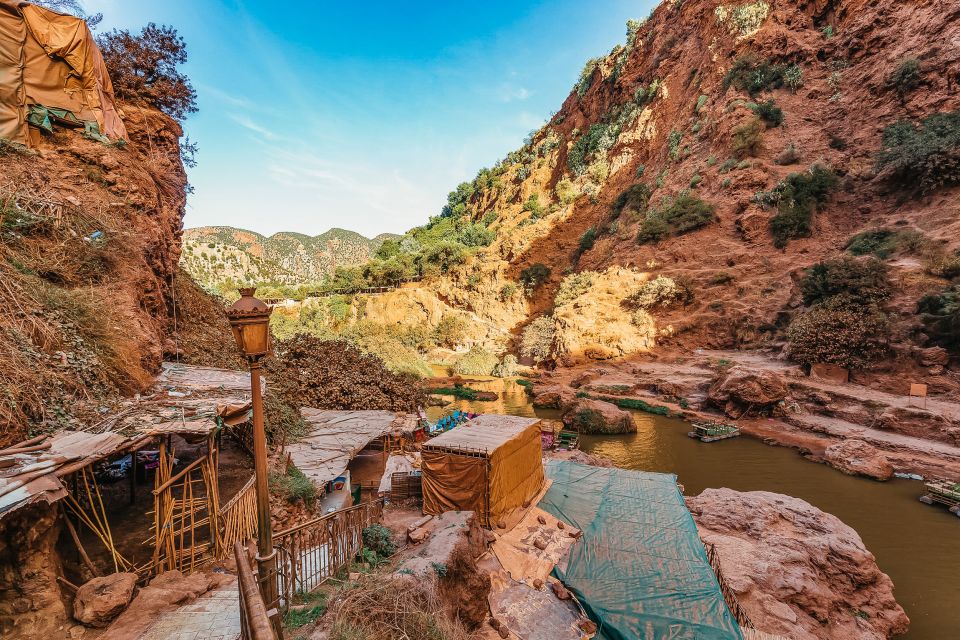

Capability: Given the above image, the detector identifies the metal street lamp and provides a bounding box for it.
[226,287,278,621]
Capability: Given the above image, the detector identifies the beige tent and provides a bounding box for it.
[0,0,125,145]
[421,415,545,528]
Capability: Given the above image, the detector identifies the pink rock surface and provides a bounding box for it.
[687,489,909,640]
[823,439,894,481]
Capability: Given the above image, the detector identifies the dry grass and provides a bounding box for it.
[327,574,475,640]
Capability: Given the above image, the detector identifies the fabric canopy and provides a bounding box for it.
[0,0,125,145]
[540,460,743,640]
[421,415,544,527]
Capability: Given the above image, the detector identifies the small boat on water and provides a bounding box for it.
[688,421,741,442]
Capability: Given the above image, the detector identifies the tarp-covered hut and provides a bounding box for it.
[0,0,126,145]
[421,414,544,528]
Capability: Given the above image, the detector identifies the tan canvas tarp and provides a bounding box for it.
[421,415,545,527]
[0,0,125,144]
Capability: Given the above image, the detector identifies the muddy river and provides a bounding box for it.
[425,375,960,639]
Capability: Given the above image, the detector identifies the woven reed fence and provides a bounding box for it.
[704,540,755,630]
[219,475,257,559]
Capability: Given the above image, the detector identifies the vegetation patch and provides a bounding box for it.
[787,297,889,368]
[800,257,891,307]
[918,284,960,354]
[637,193,715,244]
[723,56,786,96]
[731,117,764,158]
[751,99,783,127]
[521,316,555,364]
[888,58,922,97]
[271,463,317,507]
[875,111,960,195]
[845,228,930,259]
[764,164,838,247]
[519,263,551,291]
[626,275,694,310]
[611,183,652,219]
[451,346,499,376]
[555,271,595,306]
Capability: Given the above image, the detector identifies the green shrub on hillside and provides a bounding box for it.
[926,250,960,280]
[492,354,519,378]
[918,284,960,353]
[626,275,694,310]
[576,57,602,97]
[751,99,783,127]
[799,257,891,306]
[787,297,889,368]
[845,228,931,260]
[420,241,468,274]
[766,164,839,247]
[784,64,804,91]
[441,181,475,218]
[271,464,317,507]
[731,117,764,158]
[723,56,786,96]
[499,282,517,301]
[555,178,578,205]
[433,314,469,349]
[458,223,495,247]
[520,263,551,291]
[452,346,499,376]
[637,192,715,244]
[612,183,652,219]
[523,193,545,218]
[875,111,960,195]
[555,271,595,306]
[888,58,922,97]
[568,123,614,175]
[577,227,598,256]
[521,316,555,364]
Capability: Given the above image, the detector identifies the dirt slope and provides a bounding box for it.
[0,105,201,445]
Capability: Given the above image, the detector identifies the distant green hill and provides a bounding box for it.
[181,225,398,291]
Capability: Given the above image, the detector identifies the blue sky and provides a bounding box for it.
[83,1,656,237]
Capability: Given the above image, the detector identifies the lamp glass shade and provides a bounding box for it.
[226,287,273,360]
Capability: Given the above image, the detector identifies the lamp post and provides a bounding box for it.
[226,287,278,618]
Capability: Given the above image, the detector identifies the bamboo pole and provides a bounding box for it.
[60,503,98,577]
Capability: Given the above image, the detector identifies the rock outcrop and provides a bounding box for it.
[708,366,790,418]
[687,489,909,640]
[532,384,575,409]
[73,573,137,627]
[823,439,894,481]
[561,398,635,434]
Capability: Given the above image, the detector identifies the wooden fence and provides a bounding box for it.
[273,498,384,610]
[234,542,279,640]
[219,475,258,560]
[704,540,754,630]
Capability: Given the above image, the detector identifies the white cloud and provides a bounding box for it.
[227,113,278,140]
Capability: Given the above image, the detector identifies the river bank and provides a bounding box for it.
[425,366,960,639]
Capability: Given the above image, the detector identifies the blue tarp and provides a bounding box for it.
[540,460,742,640]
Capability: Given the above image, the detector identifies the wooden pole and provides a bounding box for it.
[249,361,278,619]
[60,503,99,577]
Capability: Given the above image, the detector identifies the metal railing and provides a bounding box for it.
[273,499,384,611]
[234,541,279,640]
[704,540,754,629]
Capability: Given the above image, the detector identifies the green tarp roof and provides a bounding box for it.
[541,460,742,640]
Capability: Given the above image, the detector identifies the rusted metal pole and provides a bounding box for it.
[249,361,279,621]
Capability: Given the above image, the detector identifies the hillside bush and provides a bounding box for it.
[787,297,889,368]
[723,56,786,96]
[492,354,518,378]
[888,58,922,97]
[420,241,468,273]
[441,181,475,218]
[522,194,545,218]
[784,64,804,91]
[271,464,317,507]
[452,346,499,376]
[568,123,614,175]
[576,57,602,97]
[611,183,652,218]
[555,272,595,306]
[458,223,494,247]
[577,227,597,255]
[521,316,555,364]
[433,315,469,349]
[731,117,764,158]
[555,178,578,205]
[799,257,891,306]
[668,129,683,160]
[845,228,931,260]
[926,250,960,280]
[637,192,715,244]
[918,284,960,353]
[767,164,839,247]
[519,263,551,291]
[499,282,517,301]
[626,275,694,310]
[97,24,197,121]
[875,111,960,195]
[751,99,783,127]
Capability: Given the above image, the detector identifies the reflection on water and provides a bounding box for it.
[428,374,960,639]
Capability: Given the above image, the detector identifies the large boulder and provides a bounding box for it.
[823,439,894,481]
[561,398,635,434]
[73,573,137,628]
[708,366,789,417]
[918,346,949,367]
[687,489,909,640]
[531,384,575,410]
